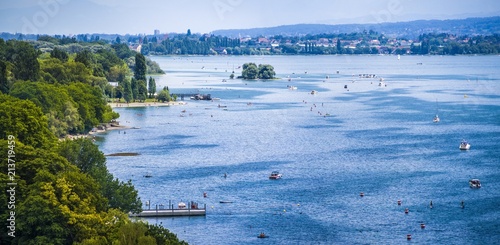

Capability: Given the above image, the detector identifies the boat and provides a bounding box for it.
[178,202,186,209]
[433,99,440,123]
[311,90,317,95]
[269,171,282,180]
[143,172,152,178]
[459,140,470,150]
[257,232,269,238]
[469,179,481,188]
[433,114,440,123]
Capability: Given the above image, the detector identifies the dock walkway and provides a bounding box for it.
[129,201,206,217]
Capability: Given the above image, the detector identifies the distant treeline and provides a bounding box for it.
[138,31,500,56]
[2,31,499,56]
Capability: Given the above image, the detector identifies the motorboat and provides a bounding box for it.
[269,171,282,180]
[311,90,317,95]
[459,140,470,150]
[178,202,186,209]
[469,179,481,188]
[257,232,269,238]
[433,114,440,123]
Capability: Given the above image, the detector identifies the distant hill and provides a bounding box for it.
[212,16,500,38]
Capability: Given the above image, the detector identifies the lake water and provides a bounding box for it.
[97,55,500,244]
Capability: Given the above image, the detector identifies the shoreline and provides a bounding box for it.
[108,101,186,108]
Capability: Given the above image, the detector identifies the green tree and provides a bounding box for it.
[134,52,147,81]
[50,47,69,62]
[157,86,170,102]
[122,79,133,103]
[148,76,157,98]
[75,49,94,69]
[241,62,258,79]
[5,40,40,81]
[131,77,139,101]
[257,64,276,79]
[0,60,11,93]
[57,138,142,213]
[0,94,55,148]
[137,80,147,101]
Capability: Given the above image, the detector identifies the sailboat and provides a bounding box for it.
[433,99,440,123]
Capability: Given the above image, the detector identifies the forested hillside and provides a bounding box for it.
[0,38,185,244]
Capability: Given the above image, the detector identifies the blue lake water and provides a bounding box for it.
[97,55,500,244]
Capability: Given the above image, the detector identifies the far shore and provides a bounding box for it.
[109,101,186,108]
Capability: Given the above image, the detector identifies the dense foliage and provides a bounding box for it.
[0,39,185,244]
[240,63,276,80]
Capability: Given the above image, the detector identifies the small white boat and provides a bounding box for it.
[459,140,470,150]
[269,171,282,180]
[288,85,297,90]
[469,179,481,188]
[433,114,440,123]
[178,202,186,209]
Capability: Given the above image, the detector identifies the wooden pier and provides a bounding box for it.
[129,201,206,217]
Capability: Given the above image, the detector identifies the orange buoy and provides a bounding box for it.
[360,192,364,197]
[397,200,401,205]
[404,208,409,214]
[420,223,426,229]
[407,234,412,240]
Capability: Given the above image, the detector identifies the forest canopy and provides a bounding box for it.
[0,39,186,244]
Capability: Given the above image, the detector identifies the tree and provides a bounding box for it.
[0,60,10,93]
[75,49,94,69]
[134,53,147,81]
[122,79,133,103]
[241,62,258,79]
[148,76,156,98]
[258,64,276,79]
[130,77,139,101]
[50,47,69,62]
[0,94,55,148]
[137,79,147,101]
[5,40,40,81]
[57,138,142,213]
[157,86,170,102]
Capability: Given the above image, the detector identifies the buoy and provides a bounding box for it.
[405,208,409,214]
[420,223,426,229]
[407,234,412,240]
[430,201,433,209]
[397,200,401,206]
[359,192,364,197]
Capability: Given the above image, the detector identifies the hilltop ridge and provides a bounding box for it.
[211,16,500,38]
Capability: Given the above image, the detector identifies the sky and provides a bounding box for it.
[1,0,499,35]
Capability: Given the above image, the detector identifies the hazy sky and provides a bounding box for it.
[1,0,499,35]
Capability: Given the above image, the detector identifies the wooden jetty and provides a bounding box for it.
[129,201,206,217]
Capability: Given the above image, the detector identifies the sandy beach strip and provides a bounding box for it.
[109,101,186,108]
